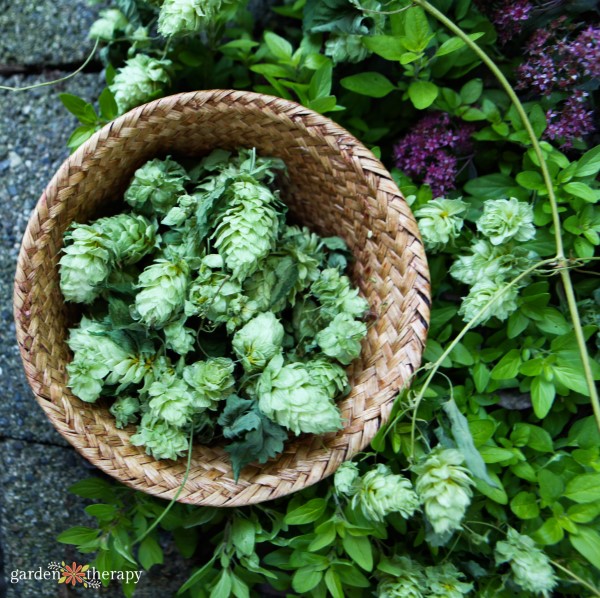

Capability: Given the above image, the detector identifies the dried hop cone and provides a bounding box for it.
[352,464,419,523]
[134,259,190,328]
[413,448,473,535]
[213,179,280,281]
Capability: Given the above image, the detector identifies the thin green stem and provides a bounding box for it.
[0,40,99,92]
[134,426,194,545]
[409,258,556,457]
[550,559,600,597]
[413,0,600,431]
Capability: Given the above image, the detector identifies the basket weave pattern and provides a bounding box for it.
[14,90,430,506]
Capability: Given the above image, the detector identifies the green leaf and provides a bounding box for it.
[210,569,233,598]
[84,504,117,521]
[464,174,525,200]
[404,6,432,52]
[99,87,118,121]
[230,573,250,598]
[340,72,396,98]
[574,146,600,177]
[251,64,292,78]
[285,498,328,525]
[474,471,508,504]
[564,474,600,504]
[434,32,484,57]
[362,35,405,61]
[553,362,593,396]
[568,503,600,524]
[570,526,600,570]
[324,568,344,598]
[530,376,556,419]
[478,446,516,463]
[177,556,218,595]
[510,491,540,520]
[67,125,96,151]
[533,518,564,545]
[512,424,553,452]
[309,61,333,99]
[408,80,438,110]
[472,362,490,393]
[563,182,598,202]
[308,96,338,113]
[335,563,370,587]
[309,521,336,550]
[490,349,522,380]
[60,93,96,123]
[507,310,529,339]
[264,31,293,60]
[231,517,256,556]
[342,535,373,572]
[538,470,565,504]
[69,477,115,500]
[450,342,474,366]
[292,568,323,593]
[57,526,99,545]
[443,399,496,486]
[138,535,163,570]
[459,79,483,104]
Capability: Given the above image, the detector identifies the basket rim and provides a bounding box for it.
[13,89,431,506]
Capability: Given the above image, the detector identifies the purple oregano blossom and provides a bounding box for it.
[474,0,533,43]
[545,90,595,149]
[393,113,476,197]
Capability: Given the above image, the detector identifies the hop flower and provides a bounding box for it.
[183,357,235,409]
[425,563,473,597]
[459,277,519,324]
[257,354,342,435]
[89,9,128,40]
[414,198,467,251]
[311,268,369,322]
[450,240,536,286]
[413,448,473,535]
[134,259,190,328]
[125,157,189,216]
[316,313,367,365]
[306,356,348,396]
[352,464,419,522]
[158,0,207,37]
[109,396,140,428]
[334,462,360,496]
[477,198,535,245]
[109,54,171,114]
[147,373,194,427]
[131,413,190,460]
[376,557,426,598]
[163,318,196,356]
[232,312,285,372]
[292,299,321,345]
[97,213,159,265]
[213,180,280,281]
[66,355,110,403]
[495,528,557,596]
[59,223,113,303]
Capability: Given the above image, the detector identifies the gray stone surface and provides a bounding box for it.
[0,0,102,66]
[0,71,192,598]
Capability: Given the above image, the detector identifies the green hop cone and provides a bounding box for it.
[257,354,342,435]
[163,318,196,356]
[158,0,207,37]
[414,198,467,252]
[476,197,536,245]
[316,312,367,365]
[413,448,473,536]
[376,557,426,598]
[334,461,360,496]
[147,373,194,427]
[232,312,284,372]
[458,277,519,324]
[311,268,369,322]
[131,413,190,460]
[352,463,419,522]
[425,563,473,597]
[135,259,190,328]
[109,396,140,429]
[59,223,113,304]
[97,213,158,265]
[66,355,110,403]
[183,357,235,410]
[213,179,280,281]
[109,54,171,114]
[495,528,557,596]
[125,156,189,216]
[306,356,348,396]
[89,8,128,40]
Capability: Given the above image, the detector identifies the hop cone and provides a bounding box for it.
[158,0,206,36]
[213,180,280,281]
[135,259,189,328]
[413,448,473,535]
[59,224,113,303]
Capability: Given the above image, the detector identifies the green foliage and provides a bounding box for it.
[56,0,600,595]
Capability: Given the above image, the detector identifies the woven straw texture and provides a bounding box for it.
[14,90,430,507]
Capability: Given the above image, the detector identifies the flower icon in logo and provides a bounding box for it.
[58,561,89,587]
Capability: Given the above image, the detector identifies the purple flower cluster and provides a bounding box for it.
[393,113,475,197]
[491,0,533,44]
[517,19,600,96]
[545,90,595,149]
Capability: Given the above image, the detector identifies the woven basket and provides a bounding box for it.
[14,90,430,507]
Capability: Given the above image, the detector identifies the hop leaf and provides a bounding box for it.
[134,259,190,328]
[413,448,474,536]
[109,54,171,114]
[495,528,557,596]
[212,179,280,281]
[125,157,189,216]
[352,464,419,522]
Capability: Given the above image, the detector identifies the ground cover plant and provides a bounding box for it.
[51,0,600,596]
